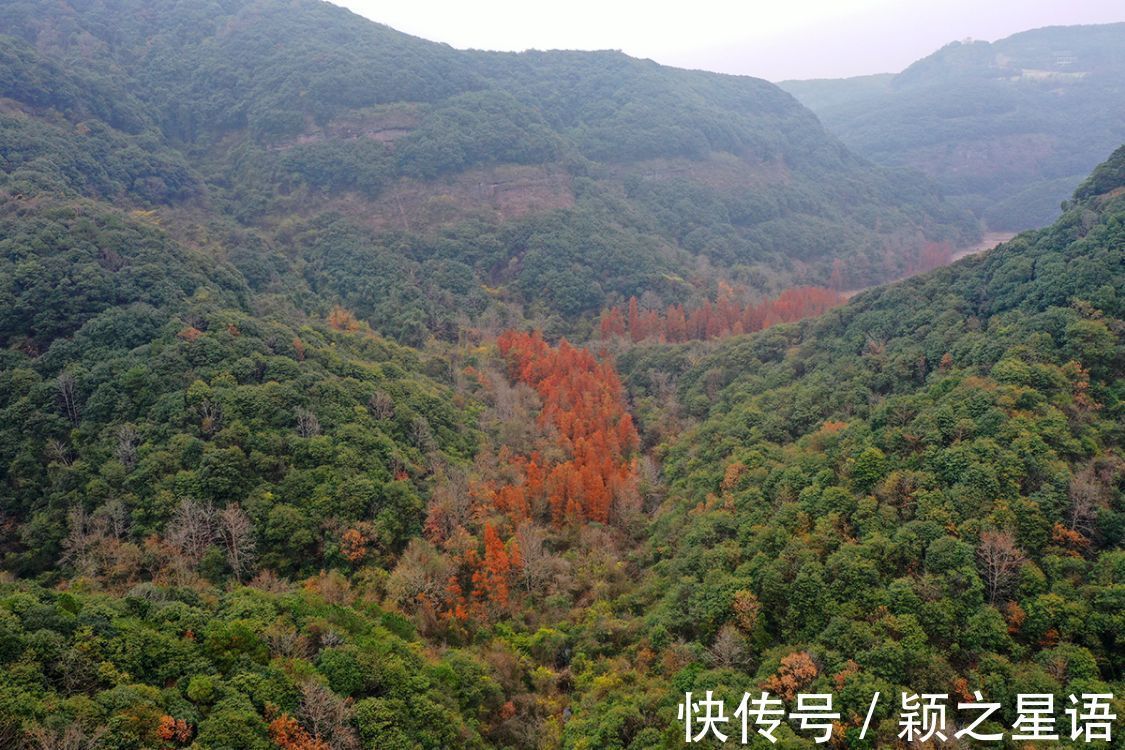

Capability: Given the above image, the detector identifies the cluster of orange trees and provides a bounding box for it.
[426,331,641,623]
[598,286,844,343]
[495,330,640,524]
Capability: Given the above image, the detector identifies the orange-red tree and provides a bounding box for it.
[425,331,642,625]
[495,331,639,525]
[598,286,845,344]
[472,523,512,612]
[268,714,329,750]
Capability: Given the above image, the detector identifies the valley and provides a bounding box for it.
[0,2,1122,749]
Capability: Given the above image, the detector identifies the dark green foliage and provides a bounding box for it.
[0,218,479,576]
[589,155,1125,745]
[1073,143,1125,201]
[0,202,245,350]
[0,583,490,750]
[397,91,562,178]
[280,139,395,197]
[0,0,979,318]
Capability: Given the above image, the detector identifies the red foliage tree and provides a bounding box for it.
[339,528,367,564]
[157,715,192,746]
[268,714,329,750]
[495,331,640,525]
[472,523,512,612]
[597,285,845,344]
[439,332,644,624]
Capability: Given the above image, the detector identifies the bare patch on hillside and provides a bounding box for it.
[286,163,575,232]
[614,153,793,191]
[272,104,423,150]
[904,133,1057,182]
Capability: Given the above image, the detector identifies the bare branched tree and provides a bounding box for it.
[298,681,359,750]
[248,569,291,594]
[977,530,1027,605]
[513,521,550,595]
[295,408,321,438]
[114,424,139,470]
[423,466,472,542]
[708,624,749,668]
[60,507,103,576]
[167,498,216,565]
[219,503,256,582]
[197,399,221,436]
[386,539,450,609]
[482,368,543,455]
[25,723,106,750]
[1069,468,1102,537]
[94,498,129,541]
[367,391,394,420]
[409,415,436,454]
[58,648,99,695]
[1068,455,1124,538]
[56,372,80,424]
[45,439,73,467]
[264,620,310,659]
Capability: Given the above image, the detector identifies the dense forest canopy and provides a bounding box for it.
[590,146,1125,745]
[0,0,980,338]
[0,146,1120,748]
[782,24,1125,231]
[0,1,1123,748]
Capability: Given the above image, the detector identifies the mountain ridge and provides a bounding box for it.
[1,0,978,339]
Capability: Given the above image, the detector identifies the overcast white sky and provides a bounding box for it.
[333,0,1124,81]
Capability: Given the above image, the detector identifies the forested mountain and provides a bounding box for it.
[1,136,1121,746]
[591,147,1125,745]
[0,0,977,343]
[0,0,1122,748]
[782,24,1125,231]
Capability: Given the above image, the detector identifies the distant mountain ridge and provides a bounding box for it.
[781,23,1125,232]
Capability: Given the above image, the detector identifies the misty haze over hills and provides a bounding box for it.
[782,23,1125,230]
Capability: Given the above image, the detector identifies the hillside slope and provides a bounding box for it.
[587,146,1125,745]
[1,139,1117,748]
[782,24,1125,231]
[0,0,976,337]
[2,1,1122,747]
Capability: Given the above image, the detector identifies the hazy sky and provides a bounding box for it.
[334,0,1124,80]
